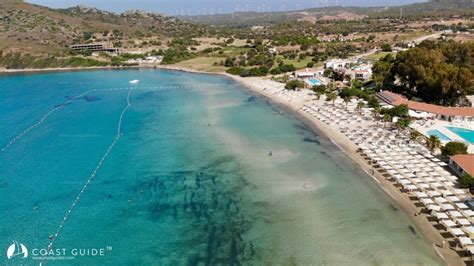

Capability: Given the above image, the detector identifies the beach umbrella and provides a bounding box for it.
[430,182,443,188]
[427,204,442,212]
[421,198,434,206]
[434,212,449,220]
[447,196,461,203]
[450,228,466,236]
[442,204,455,211]
[442,190,455,196]
[435,197,448,204]
[414,192,428,198]
[462,226,474,236]
[418,183,430,189]
[399,179,411,185]
[467,246,474,255]
[442,219,456,227]
[449,211,463,218]
[452,189,466,195]
[457,219,470,226]
[459,237,473,247]
[427,191,441,197]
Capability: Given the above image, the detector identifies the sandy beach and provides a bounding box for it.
[229,75,465,266]
[0,65,465,264]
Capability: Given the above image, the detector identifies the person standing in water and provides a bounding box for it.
[268,150,272,156]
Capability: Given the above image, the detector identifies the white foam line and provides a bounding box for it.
[41,87,133,260]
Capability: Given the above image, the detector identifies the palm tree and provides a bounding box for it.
[383,113,391,128]
[356,101,365,114]
[372,106,381,123]
[426,135,441,152]
[343,96,350,110]
[313,85,326,100]
[316,91,323,100]
[326,92,337,106]
[409,130,422,142]
[327,81,336,91]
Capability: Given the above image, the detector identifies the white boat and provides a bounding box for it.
[129,79,140,85]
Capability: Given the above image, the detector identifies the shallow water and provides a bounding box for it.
[1,69,442,265]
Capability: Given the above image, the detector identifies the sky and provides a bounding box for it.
[27,0,426,15]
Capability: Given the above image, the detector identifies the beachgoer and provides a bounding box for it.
[268,150,272,156]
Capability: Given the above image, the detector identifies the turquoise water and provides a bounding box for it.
[307,78,322,86]
[1,69,442,265]
[447,126,474,144]
[427,129,451,141]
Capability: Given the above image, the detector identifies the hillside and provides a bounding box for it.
[181,1,474,27]
[0,0,210,55]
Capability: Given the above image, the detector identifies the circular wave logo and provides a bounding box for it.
[6,241,28,259]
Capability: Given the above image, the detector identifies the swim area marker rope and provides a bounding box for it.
[42,87,133,262]
[1,84,219,153]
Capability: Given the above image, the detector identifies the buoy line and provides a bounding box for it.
[41,87,133,262]
[0,86,153,153]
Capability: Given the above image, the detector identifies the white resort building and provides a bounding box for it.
[376,91,474,122]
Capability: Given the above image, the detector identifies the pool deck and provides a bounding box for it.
[411,120,474,153]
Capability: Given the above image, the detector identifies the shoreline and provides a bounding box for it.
[226,75,464,266]
[0,65,464,264]
[0,64,215,75]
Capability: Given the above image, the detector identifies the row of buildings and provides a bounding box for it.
[69,43,122,54]
[376,91,474,122]
[292,58,373,89]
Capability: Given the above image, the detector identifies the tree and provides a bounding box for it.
[395,118,411,130]
[390,41,474,106]
[390,104,409,118]
[459,174,474,190]
[356,101,365,114]
[383,113,391,128]
[313,85,327,94]
[441,141,468,156]
[372,106,381,122]
[224,57,235,67]
[426,135,442,152]
[409,130,422,141]
[285,80,304,90]
[323,68,334,78]
[343,96,350,109]
[372,54,395,89]
[380,43,392,52]
[367,96,381,109]
[326,92,337,105]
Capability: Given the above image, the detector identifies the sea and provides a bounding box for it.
[0,69,442,265]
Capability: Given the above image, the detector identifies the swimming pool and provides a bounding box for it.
[446,126,474,144]
[427,130,451,141]
[307,78,323,86]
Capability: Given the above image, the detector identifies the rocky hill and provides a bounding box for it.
[0,0,209,55]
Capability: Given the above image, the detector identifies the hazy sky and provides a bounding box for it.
[27,0,426,15]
